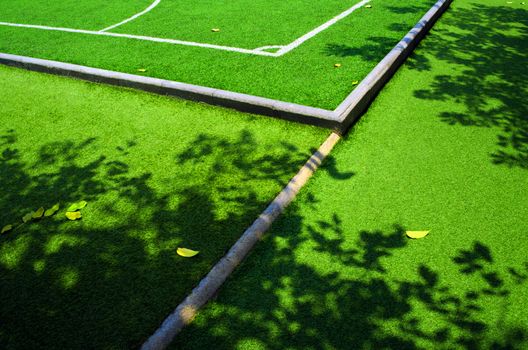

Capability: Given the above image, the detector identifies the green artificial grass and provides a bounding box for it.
[0,0,436,109]
[174,0,528,349]
[0,65,328,349]
[0,0,153,29]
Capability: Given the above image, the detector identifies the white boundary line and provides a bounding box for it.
[99,0,161,32]
[0,21,276,56]
[0,0,369,57]
[276,0,370,55]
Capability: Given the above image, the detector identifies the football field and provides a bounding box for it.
[3,0,525,349]
[0,0,440,121]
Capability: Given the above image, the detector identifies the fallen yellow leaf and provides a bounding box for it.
[1,225,13,234]
[406,230,430,239]
[44,203,60,217]
[68,201,87,212]
[22,213,33,223]
[66,211,82,221]
[177,247,199,258]
[32,207,45,219]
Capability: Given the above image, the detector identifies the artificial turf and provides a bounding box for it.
[0,0,436,110]
[173,0,528,348]
[0,64,328,349]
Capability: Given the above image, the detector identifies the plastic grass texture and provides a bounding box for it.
[0,62,326,349]
[174,0,528,348]
[0,0,437,110]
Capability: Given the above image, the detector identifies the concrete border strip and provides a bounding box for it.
[141,132,341,350]
[0,52,339,128]
[0,0,451,133]
[0,1,452,348]
[334,0,453,131]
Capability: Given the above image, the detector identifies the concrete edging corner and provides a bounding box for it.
[0,0,451,134]
[335,0,453,132]
[0,1,452,348]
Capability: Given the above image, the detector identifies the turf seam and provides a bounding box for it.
[140,132,341,350]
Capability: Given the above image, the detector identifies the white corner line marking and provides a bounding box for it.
[275,0,371,56]
[99,0,161,32]
[0,0,368,57]
[0,21,277,56]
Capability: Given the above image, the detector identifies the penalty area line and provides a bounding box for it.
[0,21,276,56]
[0,0,370,57]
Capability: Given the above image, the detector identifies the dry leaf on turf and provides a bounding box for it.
[177,247,199,257]
[406,230,430,239]
[44,203,60,217]
[1,225,13,234]
[66,211,82,221]
[32,207,45,219]
[22,213,33,223]
[68,201,87,212]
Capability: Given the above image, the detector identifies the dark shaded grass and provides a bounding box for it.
[0,65,329,349]
[173,0,528,349]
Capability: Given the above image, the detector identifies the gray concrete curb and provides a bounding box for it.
[0,0,451,134]
[141,132,341,350]
[0,1,451,348]
[0,52,339,130]
[335,0,453,131]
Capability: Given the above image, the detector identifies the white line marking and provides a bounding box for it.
[253,45,285,53]
[99,0,161,32]
[0,0,369,56]
[276,0,370,56]
[0,21,276,56]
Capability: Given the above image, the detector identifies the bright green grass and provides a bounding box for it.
[112,0,368,49]
[0,0,436,109]
[0,0,152,30]
[174,0,528,349]
[0,65,328,349]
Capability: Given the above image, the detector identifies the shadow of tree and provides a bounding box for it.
[323,0,434,61]
[174,212,528,350]
[324,2,527,169]
[0,128,350,349]
[409,3,528,169]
